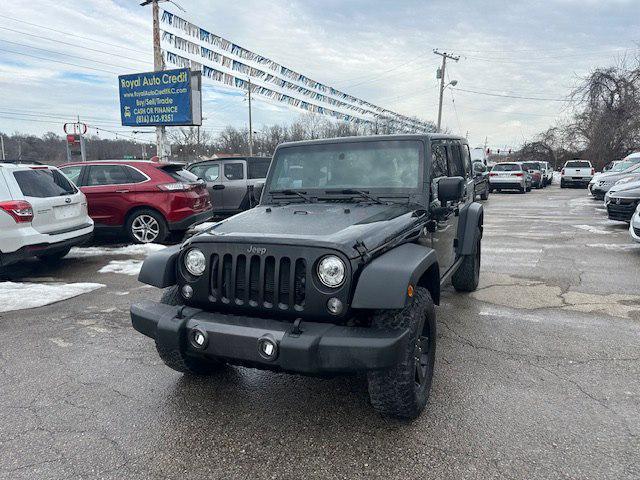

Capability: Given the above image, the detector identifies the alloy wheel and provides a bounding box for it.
[131,214,160,243]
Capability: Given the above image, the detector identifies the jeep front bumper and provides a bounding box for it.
[131,300,409,374]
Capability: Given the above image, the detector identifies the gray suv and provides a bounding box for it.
[188,156,271,215]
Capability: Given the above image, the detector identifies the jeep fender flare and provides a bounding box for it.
[456,202,483,256]
[138,244,180,288]
[351,243,439,309]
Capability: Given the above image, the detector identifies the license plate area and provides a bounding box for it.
[53,203,81,219]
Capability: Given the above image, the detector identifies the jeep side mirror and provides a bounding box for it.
[438,176,465,202]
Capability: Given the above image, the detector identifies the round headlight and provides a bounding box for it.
[317,255,346,288]
[184,249,206,276]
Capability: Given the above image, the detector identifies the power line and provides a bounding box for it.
[0,26,149,65]
[0,14,150,55]
[452,87,570,102]
[0,39,140,71]
[338,53,433,89]
[0,48,119,74]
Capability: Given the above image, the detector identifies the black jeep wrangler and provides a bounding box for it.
[131,134,483,419]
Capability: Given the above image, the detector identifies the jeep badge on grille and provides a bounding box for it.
[247,246,267,255]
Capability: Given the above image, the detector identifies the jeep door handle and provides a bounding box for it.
[211,184,225,190]
[115,189,129,193]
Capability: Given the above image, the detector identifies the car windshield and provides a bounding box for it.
[266,140,422,193]
[492,163,521,172]
[522,162,541,170]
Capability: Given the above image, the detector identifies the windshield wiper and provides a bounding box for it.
[324,189,386,204]
[270,189,315,202]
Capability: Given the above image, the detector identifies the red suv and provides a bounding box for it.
[59,160,212,244]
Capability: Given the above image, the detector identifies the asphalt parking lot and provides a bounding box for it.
[1,184,639,480]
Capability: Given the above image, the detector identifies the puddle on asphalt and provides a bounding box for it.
[473,272,640,319]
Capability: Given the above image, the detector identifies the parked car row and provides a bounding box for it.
[579,152,640,244]
[0,156,276,268]
[486,160,554,194]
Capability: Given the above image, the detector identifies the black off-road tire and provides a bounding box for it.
[37,247,71,263]
[526,185,532,192]
[155,286,223,375]
[560,180,565,188]
[367,287,436,419]
[480,185,489,200]
[452,228,481,292]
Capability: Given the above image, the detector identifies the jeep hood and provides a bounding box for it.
[190,203,425,259]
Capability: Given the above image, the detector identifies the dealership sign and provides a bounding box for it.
[118,68,202,127]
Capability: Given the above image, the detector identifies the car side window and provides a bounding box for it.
[86,165,130,186]
[60,166,82,185]
[124,166,147,183]
[203,164,220,181]
[461,144,472,176]
[224,163,244,181]
[431,142,447,179]
[448,143,465,177]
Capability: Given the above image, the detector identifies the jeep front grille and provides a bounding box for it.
[210,253,306,311]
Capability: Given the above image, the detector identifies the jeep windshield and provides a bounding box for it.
[266,140,422,201]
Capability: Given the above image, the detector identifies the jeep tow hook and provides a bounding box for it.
[290,318,303,336]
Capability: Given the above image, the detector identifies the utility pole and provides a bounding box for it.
[433,50,459,132]
[0,134,5,161]
[142,0,168,161]
[247,78,253,156]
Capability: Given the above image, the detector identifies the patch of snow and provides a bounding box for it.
[68,243,166,259]
[0,282,104,313]
[190,222,217,233]
[572,224,611,235]
[98,259,143,276]
[587,243,640,251]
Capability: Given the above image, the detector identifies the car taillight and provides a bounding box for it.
[591,168,595,175]
[0,200,34,223]
[561,168,565,175]
[514,173,524,177]
[157,183,194,192]
[489,172,497,176]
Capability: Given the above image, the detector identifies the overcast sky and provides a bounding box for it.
[0,0,638,149]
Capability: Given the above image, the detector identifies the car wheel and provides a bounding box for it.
[489,187,494,193]
[37,247,72,263]
[452,228,481,292]
[519,187,526,193]
[126,209,167,244]
[367,286,436,419]
[526,185,532,192]
[155,286,225,375]
[560,180,565,188]
[480,186,489,200]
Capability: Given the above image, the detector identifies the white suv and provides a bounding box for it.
[0,162,94,267]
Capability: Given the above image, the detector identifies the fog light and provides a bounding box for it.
[257,336,278,361]
[327,297,343,315]
[181,285,193,299]
[189,327,208,349]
